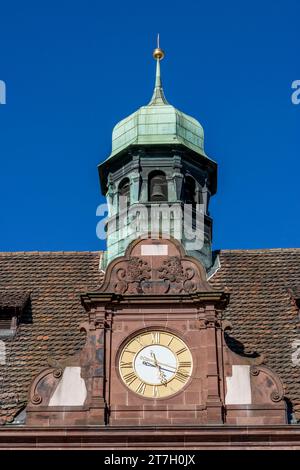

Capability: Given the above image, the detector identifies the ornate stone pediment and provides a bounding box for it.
[99,238,213,295]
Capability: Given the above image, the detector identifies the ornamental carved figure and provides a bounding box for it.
[157,256,197,294]
[96,238,212,296]
[114,257,151,294]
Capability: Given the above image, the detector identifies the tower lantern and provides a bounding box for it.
[98,40,217,270]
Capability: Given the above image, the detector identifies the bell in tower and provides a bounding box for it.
[149,171,168,202]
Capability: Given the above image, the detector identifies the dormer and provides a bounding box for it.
[0,291,30,338]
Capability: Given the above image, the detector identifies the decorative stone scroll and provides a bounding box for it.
[250,365,285,404]
[99,237,212,295]
[158,256,197,294]
[26,317,107,426]
[114,257,151,294]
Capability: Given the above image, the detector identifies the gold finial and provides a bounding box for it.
[153,33,165,60]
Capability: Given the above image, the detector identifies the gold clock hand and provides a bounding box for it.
[141,360,156,368]
[156,360,176,370]
[141,359,173,375]
[140,355,177,371]
[150,351,158,366]
[149,352,168,384]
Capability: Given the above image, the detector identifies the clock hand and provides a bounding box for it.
[150,351,158,366]
[140,355,177,371]
[150,352,168,385]
[158,369,167,385]
[141,360,156,368]
[141,359,175,374]
[139,356,170,385]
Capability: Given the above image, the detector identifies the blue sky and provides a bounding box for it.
[0,0,299,252]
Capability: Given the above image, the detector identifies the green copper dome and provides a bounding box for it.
[109,49,205,159]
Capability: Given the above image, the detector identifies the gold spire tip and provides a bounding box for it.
[153,33,165,60]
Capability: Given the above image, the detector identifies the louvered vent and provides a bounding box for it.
[0,312,12,330]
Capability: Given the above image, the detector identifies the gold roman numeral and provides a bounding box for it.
[124,349,136,355]
[123,371,137,385]
[176,346,187,355]
[167,336,174,347]
[120,361,132,368]
[151,332,160,344]
[178,361,191,368]
[136,381,146,395]
[153,385,160,397]
[175,371,189,383]
[135,336,144,347]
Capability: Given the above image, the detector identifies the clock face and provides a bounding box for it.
[118,330,193,399]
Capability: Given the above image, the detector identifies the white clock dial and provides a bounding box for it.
[134,345,177,385]
[118,331,193,398]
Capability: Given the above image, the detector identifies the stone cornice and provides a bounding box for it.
[0,425,300,449]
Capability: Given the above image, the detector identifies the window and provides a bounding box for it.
[0,291,30,338]
[148,171,168,202]
[0,311,13,330]
[118,178,131,208]
[184,176,196,204]
[0,309,17,338]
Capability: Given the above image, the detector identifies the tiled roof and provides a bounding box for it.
[0,251,104,424]
[0,248,299,424]
[209,248,300,419]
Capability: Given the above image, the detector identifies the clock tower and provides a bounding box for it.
[26,41,287,429]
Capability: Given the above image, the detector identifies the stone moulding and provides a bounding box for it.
[250,365,285,403]
[1,425,300,449]
[28,367,63,407]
